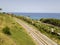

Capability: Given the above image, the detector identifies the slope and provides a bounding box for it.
[0,13,35,45]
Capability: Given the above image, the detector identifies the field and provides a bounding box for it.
[0,13,35,45]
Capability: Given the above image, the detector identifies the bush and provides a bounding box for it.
[2,26,11,35]
[40,18,60,27]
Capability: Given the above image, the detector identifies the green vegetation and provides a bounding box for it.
[0,13,35,45]
[1,13,60,45]
[2,26,11,35]
[16,16,60,45]
[40,18,60,27]
[0,8,2,11]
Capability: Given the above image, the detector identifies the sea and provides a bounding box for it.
[13,13,60,19]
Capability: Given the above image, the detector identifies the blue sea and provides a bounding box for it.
[13,13,60,19]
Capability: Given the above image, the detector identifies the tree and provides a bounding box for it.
[0,8,2,13]
[0,8,2,10]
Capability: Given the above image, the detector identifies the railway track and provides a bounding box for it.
[15,18,58,45]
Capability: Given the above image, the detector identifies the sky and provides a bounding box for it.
[0,0,60,13]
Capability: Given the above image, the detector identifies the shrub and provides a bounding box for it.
[2,26,11,35]
[40,18,60,27]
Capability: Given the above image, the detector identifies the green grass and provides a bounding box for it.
[10,22,35,45]
[0,13,35,45]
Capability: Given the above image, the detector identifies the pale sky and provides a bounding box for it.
[0,0,60,13]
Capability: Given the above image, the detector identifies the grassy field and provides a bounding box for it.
[0,13,35,45]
